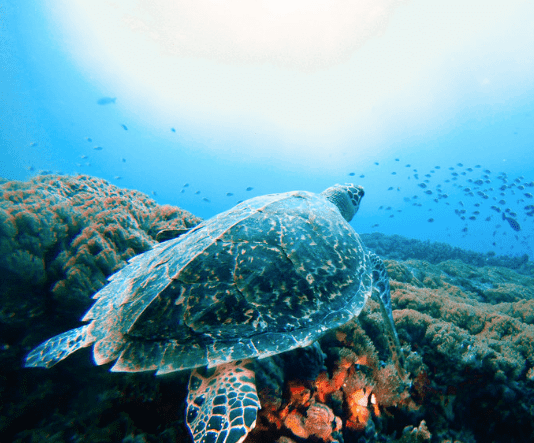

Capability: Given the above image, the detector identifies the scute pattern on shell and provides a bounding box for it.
[76,190,373,374]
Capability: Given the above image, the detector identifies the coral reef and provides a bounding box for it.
[361,232,534,275]
[0,174,201,441]
[1,175,534,443]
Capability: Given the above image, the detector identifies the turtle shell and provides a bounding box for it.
[82,190,373,374]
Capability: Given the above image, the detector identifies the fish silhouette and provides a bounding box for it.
[502,213,521,232]
[97,97,116,105]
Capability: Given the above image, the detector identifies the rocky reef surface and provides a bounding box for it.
[1,175,533,443]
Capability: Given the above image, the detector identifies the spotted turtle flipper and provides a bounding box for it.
[368,251,406,379]
[25,325,93,369]
[186,360,261,443]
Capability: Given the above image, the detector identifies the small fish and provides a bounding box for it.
[349,172,355,176]
[183,183,189,187]
[226,192,234,197]
[203,198,211,203]
[195,191,201,195]
[121,124,128,130]
[85,137,92,142]
[457,163,463,167]
[80,155,87,159]
[93,146,103,150]
[122,158,126,162]
[152,191,157,196]
[97,97,116,105]
[114,176,122,180]
[246,187,254,191]
[395,158,399,161]
[30,142,38,147]
[374,162,379,166]
[171,128,176,132]
[525,193,533,199]
[502,213,521,231]
[418,183,427,189]
[387,187,393,191]
[360,175,365,178]
[428,218,434,223]
[391,172,396,175]
[434,166,441,169]
[424,190,433,195]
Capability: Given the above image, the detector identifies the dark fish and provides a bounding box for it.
[395,158,399,161]
[457,163,463,167]
[428,218,434,222]
[246,187,254,191]
[435,166,441,169]
[448,167,454,170]
[85,137,92,142]
[122,158,126,162]
[121,124,128,130]
[374,162,379,165]
[387,187,394,191]
[97,97,116,105]
[93,146,103,150]
[171,128,176,132]
[360,174,365,178]
[502,213,521,231]
[152,191,157,196]
[195,191,201,195]
[202,198,211,202]
[418,183,427,188]
[405,164,411,167]
[349,172,355,176]
[391,172,397,175]
[226,192,234,196]
[183,183,189,187]
[525,193,533,198]
[424,190,433,195]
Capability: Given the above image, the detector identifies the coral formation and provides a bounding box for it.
[362,232,534,275]
[1,174,534,443]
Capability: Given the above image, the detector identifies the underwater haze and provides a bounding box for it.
[1,0,534,258]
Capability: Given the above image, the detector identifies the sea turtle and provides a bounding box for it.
[25,183,405,443]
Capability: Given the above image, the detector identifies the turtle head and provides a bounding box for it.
[321,183,364,222]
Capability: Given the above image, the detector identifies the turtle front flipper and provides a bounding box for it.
[25,325,93,369]
[186,360,261,443]
[368,251,406,380]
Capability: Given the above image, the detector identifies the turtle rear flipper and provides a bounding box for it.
[186,360,260,443]
[25,325,93,369]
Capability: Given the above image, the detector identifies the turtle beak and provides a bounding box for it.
[346,184,364,213]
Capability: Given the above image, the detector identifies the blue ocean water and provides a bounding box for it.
[1,2,533,259]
